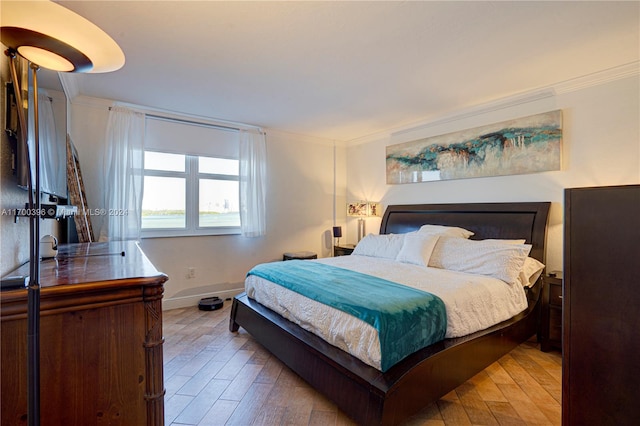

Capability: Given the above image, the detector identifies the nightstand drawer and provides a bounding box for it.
[549,308,562,342]
[541,274,563,352]
[549,284,563,307]
[334,245,355,257]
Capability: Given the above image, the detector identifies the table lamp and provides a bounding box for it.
[347,201,381,241]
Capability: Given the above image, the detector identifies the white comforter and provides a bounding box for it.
[245,255,528,370]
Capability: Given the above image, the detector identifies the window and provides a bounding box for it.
[198,157,240,228]
[141,152,187,230]
[141,151,240,237]
[140,116,243,237]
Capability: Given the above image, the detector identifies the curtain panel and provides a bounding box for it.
[239,130,267,237]
[99,106,145,241]
[31,93,65,197]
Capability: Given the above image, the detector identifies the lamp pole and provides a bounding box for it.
[27,62,42,426]
[6,51,41,426]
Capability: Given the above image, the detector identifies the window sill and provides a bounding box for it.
[141,227,241,239]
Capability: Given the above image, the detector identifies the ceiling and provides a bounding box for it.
[56,0,639,141]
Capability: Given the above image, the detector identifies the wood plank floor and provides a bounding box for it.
[163,303,562,426]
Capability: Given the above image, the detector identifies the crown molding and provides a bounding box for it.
[553,61,639,94]
[347,61,639,146]
[388,88,556,140]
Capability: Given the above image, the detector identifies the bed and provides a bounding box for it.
[229,202,550,425]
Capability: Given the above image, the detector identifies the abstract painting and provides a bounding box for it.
[386,110,562,184]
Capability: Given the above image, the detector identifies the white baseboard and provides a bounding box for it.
[162,287,244,311]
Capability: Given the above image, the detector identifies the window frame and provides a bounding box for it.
[141,150,240,238]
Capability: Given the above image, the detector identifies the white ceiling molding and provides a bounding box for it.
[348,61,639,146]
[388,89,556,139]
[553,61,639,95]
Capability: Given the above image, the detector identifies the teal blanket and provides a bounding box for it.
[247,260,447,372]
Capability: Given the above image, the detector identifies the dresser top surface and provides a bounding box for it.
[2,241,167,294]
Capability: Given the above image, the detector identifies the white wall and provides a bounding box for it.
[345,75,640,272]
[62,71,640,306]
[68,98,347,308]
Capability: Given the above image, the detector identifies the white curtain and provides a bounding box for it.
[41,94,66,197]
[239,130,266,237]
[99,106,145,241]
[29,93,64,197]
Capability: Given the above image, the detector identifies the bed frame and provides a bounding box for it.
[229,202,550,425]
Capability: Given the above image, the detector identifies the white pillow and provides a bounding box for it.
[352,233,406,259]
[519,257,545,288]
[483,239,526,244]
[476,240,544,287]
[418,224,474,239]
[429,237,531,285]
[395,233,440,267]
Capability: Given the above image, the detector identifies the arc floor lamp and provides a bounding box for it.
[1,2,124,424]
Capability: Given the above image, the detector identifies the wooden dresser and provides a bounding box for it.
[1,241,168,425]
[563,185,640,424]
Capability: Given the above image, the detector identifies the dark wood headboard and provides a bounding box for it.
[380,202,551,263]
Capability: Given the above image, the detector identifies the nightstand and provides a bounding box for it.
[541,272,563,352]
[283,251,317,261]
[333,244,355,257]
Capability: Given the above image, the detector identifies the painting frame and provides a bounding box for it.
[386,110,562,184]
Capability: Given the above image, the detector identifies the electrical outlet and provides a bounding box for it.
[187,267,196,279]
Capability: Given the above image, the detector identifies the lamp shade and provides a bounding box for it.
[332,226,342,238]
[347,202,368,217]
[1,0,125,73]
[347,201,381,217]
[367,202,381,217]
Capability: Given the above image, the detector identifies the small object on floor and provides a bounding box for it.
[198,296,224,311]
